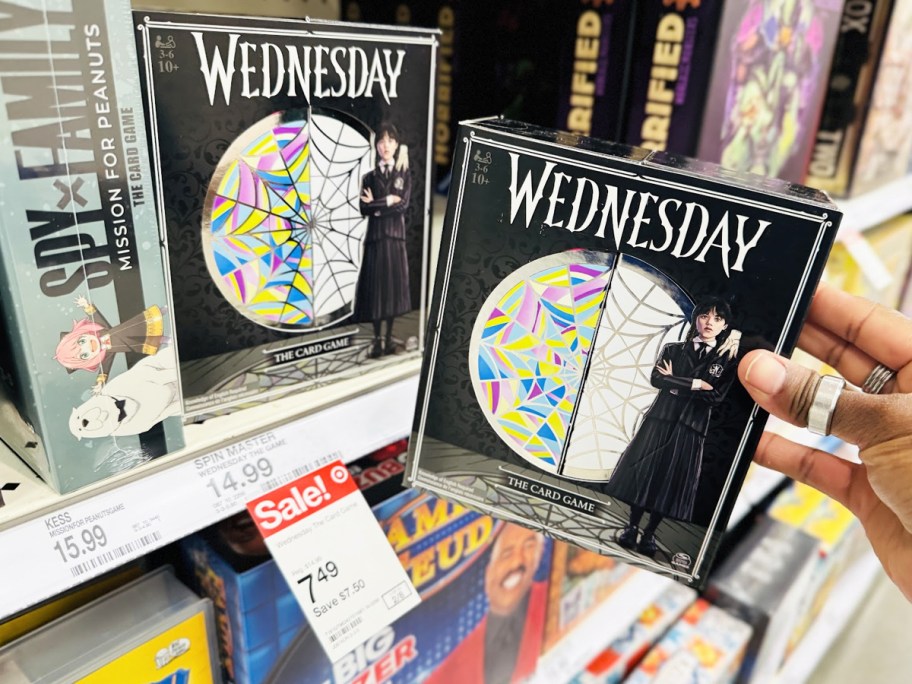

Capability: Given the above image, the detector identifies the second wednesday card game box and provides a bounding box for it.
[0,0,183,493]
[406,117,840,586]
[134,12,437,417]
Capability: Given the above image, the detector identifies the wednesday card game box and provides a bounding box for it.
[406,117,840,586]
[134,12,437,417]
[0,0,184,493]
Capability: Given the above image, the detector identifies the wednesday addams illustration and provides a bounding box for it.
[606,296,740,556]
[355,121,412,359]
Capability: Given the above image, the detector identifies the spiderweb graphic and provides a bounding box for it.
[469,251,693,483]
[202,109,372,331]
[561,255,692,481]
[307,110,373,325]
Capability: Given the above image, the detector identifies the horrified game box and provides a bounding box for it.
[0,0,184,494]
[406,118,840,586]
[134,12,437,417]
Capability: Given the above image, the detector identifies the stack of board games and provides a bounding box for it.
[568,582,698,684]
[623,598,753,684]
[134,12,437,418]
[541,542,636,654]
[0,0,184,494]
[0,567,220,683]
[704,515,821,684]
[697,0,844,184]
[766,481,864,664]
[406,117,841,587]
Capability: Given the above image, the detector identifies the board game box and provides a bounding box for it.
[557,0,637,144]
[805,0,895,197]
[697,0,843,183]
[406,117,840,586]
[134,11,437,417]
[622,0,725,156]
[0,568,219,683]
[623,598,752,684]
[0,0,184,494]
[849,0,912,196]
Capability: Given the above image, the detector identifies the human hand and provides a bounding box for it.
[361,187,374,204]
[387,194,402,206]
[717,329,742,360]
[395,144,409,172]
[737,282,912,601]
[74,294,89,309]
[656,359,673,376]
[698,380,714,391]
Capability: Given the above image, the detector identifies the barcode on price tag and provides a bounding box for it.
[247,461,420,661]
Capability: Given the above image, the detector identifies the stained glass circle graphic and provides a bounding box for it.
[469,251,617,475]
[469,251,692,482]
[202,109,373,331]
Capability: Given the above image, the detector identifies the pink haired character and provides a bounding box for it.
[55,295,166,393]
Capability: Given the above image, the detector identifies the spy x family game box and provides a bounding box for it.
[0,0,184,493]
[134,12,437,417]
[407,118,841,586]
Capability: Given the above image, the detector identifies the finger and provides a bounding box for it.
[753,431,860,512]
[799,322,906,393]
[738,349,911,449]
[808,282,912,371]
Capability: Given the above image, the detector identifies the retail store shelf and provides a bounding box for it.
[0,360,420,621]
[773,548,881,684]
[837,173,912,234]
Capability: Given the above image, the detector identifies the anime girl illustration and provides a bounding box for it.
[354,121,412,358]
[606,296,741,556]
[54,295,167,393]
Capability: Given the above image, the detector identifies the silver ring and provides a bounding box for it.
[861,363,896,394]
[807,375,845,436]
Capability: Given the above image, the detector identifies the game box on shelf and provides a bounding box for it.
[0,0,184,494]
[134,11,437,418]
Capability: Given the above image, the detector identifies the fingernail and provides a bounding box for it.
[744,353,787,395]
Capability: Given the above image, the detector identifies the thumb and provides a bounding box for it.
[738,349,907,449]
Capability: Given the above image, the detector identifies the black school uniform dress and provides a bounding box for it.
[605,338,737,522]
[354,161,412,322]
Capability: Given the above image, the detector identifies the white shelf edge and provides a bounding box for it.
[836,173,912,235]
[772,548,881,684]
[0,360,420,621]
[0,359,420,531]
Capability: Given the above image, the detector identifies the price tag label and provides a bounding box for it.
[247,460,420,661]
[193,431,338,517]
[42,500,163,581]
